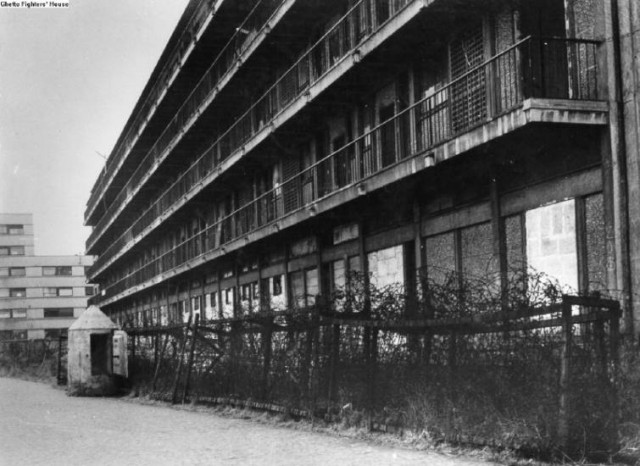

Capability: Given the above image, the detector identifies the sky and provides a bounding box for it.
[0,0,189,255]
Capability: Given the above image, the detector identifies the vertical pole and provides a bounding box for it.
[152,333,169,392]
[261,319,272,401]
[367,325,378,431]
[490,177,508,310]
[446,329,458,434]
[182,314,199,404]
[57,334,63,385]
[171,313,192,404]
[557,297,573,452]
[609,303,621,443]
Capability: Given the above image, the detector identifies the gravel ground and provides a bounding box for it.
[0,378,494,466]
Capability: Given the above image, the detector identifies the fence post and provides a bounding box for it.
[328,322,340,403]
[367,325,378,431]
[261,318,273,401]
[182,314,200,404]
[447,330,457,433]
[152,333,169,392]
[57,335,64,385]
[609,304,621,444]
[557,297,573,453]
[171,314,192,404]
[302,312,314,404]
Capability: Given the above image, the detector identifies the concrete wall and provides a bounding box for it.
[67,329,115,396]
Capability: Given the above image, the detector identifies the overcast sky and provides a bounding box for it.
[0,0,188,256]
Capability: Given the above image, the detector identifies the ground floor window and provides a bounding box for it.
[525,199,578,291]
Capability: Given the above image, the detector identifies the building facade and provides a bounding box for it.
[0,214,95,340]
[84,0,640,334]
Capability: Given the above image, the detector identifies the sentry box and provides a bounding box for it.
[67,306,128,396]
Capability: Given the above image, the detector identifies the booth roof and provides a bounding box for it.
[69,305,119,331]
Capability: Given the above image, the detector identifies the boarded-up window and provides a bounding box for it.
[460,222,497,281]
[305,268,319,305]
[368,245,405,289]
[585,194,607,292]
[505,214,526,290]
[525,199,578,291]
[425,232,456,286]
[291,271,305,308]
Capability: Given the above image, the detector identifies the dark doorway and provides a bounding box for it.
[520,0,568,98]
[379,103,396,167]
[90,333,110,376]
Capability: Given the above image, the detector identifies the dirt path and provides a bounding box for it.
[0,378,493,465]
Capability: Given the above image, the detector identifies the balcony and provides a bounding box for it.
[85,0,219,223]
[95,36,607,305]
[88,0,425,267]
[86,0,294,248]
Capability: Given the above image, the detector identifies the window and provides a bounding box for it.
[45,329,67,339]
[9,288,26,298]
[0,247,8,255]
[57,288,73,297]
[85,286,95,296]
[191,296,201,312]
[44,308,74,318]
[0,268,8,277]
[585,194,607,293]
[0,225,24,235]
[272,275,282,296]
[8,225,24,235]
[10,246,24,256]
[368,245,405,289]
[9,267,26,277]
[525,199,578,290]
[0,310,11,319]
[460,223,498,288]
[43,266,72,276]
[44,287,73,297]
[12,309,27,318]
[425,232,456,286]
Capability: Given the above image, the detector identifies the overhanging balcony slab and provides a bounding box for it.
[97,98,608,306]
[86,0,298,252]
[85,0,224,224]
[87,0,430,259]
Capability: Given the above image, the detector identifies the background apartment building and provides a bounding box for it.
[0,214,95,340]
[84,0,640,334]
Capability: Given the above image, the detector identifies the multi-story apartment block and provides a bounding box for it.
[0,214,95,340]
[84,0,640,334]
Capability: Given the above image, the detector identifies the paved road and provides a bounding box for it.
[0,378,491,465]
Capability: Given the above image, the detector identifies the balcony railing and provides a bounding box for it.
[87,0,285,245]
[87,0,413,252]
[86,0,218,220]
[97,36,601,301]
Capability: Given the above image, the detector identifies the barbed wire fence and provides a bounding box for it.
[124,267,626,459]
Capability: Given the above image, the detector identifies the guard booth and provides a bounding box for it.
[67,306,127,396]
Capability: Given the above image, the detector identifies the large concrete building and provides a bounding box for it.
[0,214,95,340]
[84,0,640,334]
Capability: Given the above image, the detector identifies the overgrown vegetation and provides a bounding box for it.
[124,267,633,461]
[0,339,63,384]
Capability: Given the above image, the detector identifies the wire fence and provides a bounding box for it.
[0,337,66,383]
[125,271,622,459]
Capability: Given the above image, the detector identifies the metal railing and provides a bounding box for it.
[86,0,216,219]
[87,0,285,246]
[90,0,414,270]
[98,36,600,299]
